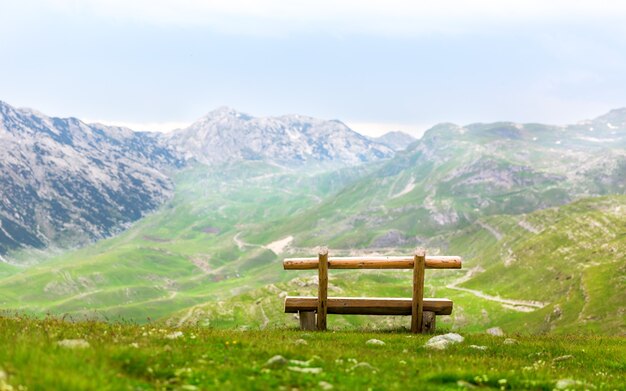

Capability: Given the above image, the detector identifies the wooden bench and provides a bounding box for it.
[283,248,462,333]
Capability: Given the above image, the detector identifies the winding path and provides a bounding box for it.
[446,268,547,312]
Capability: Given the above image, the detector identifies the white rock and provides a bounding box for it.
[57,339,90,349]
[351,362,378,371]
[469,345,488,350]
[264,355,288,369]
[287,366,322,374]
[165,331,184,340]
[552,355,574,362]
[486,327,504,336]
[424,340,450,350]
[319,381,334,390]
[503,338,518,345]
[366,339,385,346]
[555,379,582,390]
[424,333,464,350]
[294,338,308,345]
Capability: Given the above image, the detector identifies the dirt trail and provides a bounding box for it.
[258,303,270,330]
[446,267,547,312]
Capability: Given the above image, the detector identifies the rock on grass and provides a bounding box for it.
[553,355,574,363]
[486,327,504,336]
[264,355,288,369]
[165,331,184,340]
[424,333,464,350]
[287,366,323,374]
[57,339,90,349]
[365,339,385,346]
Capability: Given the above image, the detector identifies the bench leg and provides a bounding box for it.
[421,311,436,333]
[299,311,316,331]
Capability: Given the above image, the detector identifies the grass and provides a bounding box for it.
[1,315,624,391]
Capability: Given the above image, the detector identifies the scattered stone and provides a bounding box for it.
[469,345,488,350]
[365,339,385,346]
[424,333,464,350]
[0,367,6,380]
[350,362,378,372]
[307,356,324,367]
[486,327,504,336]
[289,359,310,367]
[129,342,139,348]
[552,354,574,363]
[287,366,323,374]
[425,340,448,350]
[165,331,184,340]
[57,339,90,349]
[264,355,288,369]
[555,378,583,390]
[318,381,333,390]
[181,385,199,391]
[503,338,518,345]
[456,380,477,389]
[294,339,308,346]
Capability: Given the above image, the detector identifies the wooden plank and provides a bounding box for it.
[285,297,453,315]
[411,248,426,333]
[283,256,461,270]
[422,311,436,333]
[299,311,316,331]
[316,248,328,331]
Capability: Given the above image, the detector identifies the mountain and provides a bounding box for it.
[1,103,625,335]
[166,107,394,166]
[373,130,416,151]
[0,101,181,258]
[0,102,396,258]
[247,116,626,249]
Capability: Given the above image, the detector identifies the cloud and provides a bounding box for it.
[36,0,626,36]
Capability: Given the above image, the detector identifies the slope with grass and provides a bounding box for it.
[1,111,625,334]
[164,196,626,336]
[0,161,378,321]
[1,316,624,390]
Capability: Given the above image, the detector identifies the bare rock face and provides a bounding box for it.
[166,107,393,166]
[0,101,182,256]
[373,131,416,151]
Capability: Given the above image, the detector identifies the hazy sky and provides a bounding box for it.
[2,1,626,136]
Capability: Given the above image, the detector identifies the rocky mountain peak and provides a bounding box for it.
[374,131,416,151]
[167,108,393,166]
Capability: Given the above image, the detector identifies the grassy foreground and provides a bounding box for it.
[1,316,624,390]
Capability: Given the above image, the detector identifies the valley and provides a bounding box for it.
[0,102,625,337]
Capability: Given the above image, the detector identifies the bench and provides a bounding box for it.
[283,248,462,333]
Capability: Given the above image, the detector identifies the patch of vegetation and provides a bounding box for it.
[0,316,624,390]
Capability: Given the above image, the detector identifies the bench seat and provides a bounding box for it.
[285,296,453,316]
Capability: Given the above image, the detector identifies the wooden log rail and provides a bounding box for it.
[283,256,462,270]
[285,297,453,315]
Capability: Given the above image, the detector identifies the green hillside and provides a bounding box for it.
[164,196,626,336]
[0,121,624,335]
[0,161,376,321]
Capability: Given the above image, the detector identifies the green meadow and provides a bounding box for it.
[1,316,624,391]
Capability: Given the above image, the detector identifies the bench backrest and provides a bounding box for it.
[283,247,462,333]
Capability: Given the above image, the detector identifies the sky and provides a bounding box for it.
[2,1,626,137]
